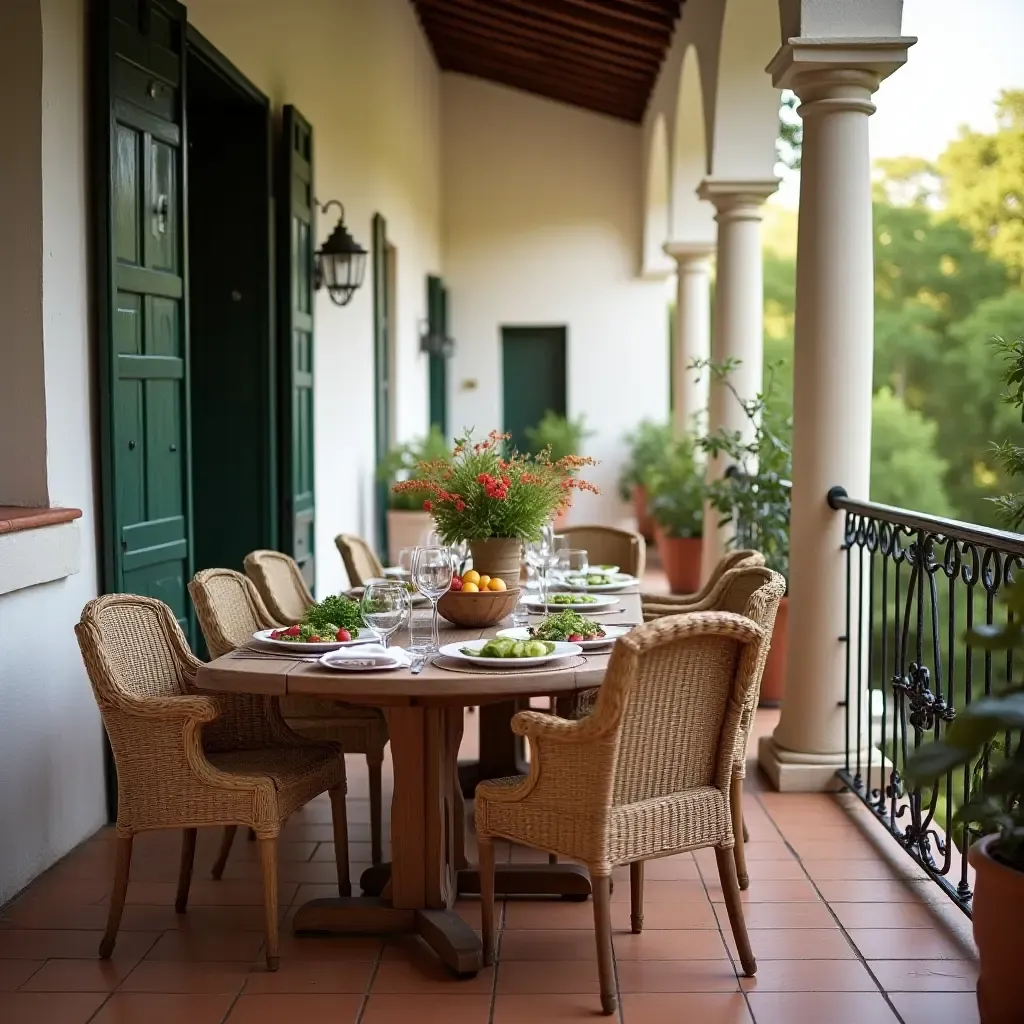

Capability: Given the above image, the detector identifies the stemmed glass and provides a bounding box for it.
[525,523,560,610]
[412,545,454,653]
[360,580,409,649]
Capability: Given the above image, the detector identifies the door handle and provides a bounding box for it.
[152,194,168,236]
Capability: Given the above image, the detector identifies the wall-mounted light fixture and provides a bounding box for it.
[418,319,455,358]
[313,200,367,306]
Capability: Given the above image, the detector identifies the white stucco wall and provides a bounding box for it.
[186,0,442,596]
[0,0,106,905]
[441,74,670,526]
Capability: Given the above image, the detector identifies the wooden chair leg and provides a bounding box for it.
[592,873,617,1015]
[715,846,756,976]
[99,835,133,958]
[259,837,280,971]
[368,752,384,866]
[730,774,749,890]
[211,825,237,880]
[328,784,352,897]
[629,861,644,934]
[548,853,558,864]
[479,836,496,966]
[247,828,256,841]
[175,828,197,913]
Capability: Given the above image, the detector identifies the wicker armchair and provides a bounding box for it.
[243,549,390,864]
[640,548,764,611]
[475,612,766,1015]
[335,533,385,588]
[556,524,646,579]
[75,593,349,971]
[189,568,357,879]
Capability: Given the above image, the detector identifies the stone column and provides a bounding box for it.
[696,180,778,582]
[759,38,913,790]
[664,242,714,437]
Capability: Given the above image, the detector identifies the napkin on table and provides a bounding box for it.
[320,644,412,670]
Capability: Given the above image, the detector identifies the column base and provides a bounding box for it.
[757,736,847,793]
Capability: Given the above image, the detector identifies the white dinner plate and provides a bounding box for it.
[496,625,630,650]
[438,639,582,668]
[560,573,639,593]
[252,628,375,654]
[522,593,620,612]
[383,566,411,578]
[318,647,411,672]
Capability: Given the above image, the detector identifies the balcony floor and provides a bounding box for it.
[0,704,980,1024]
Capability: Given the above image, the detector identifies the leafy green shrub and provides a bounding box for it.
[646,433,704,540]
[524,411,593,463]
[377,426,451,510]
[619,420,674,502]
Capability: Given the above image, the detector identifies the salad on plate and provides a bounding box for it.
[528,609,606,643]
[270,594,364,644]
[461,638,556,659]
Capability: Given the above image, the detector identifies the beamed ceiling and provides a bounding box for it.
[410,0,686,123]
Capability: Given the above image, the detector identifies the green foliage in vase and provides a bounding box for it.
[524,411,594,463]
[645,432,704,540]
[618,420,675,502]
[377,426,452,511]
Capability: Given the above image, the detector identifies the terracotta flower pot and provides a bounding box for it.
[758,595,788,708]
[654,525,702,594]
[969,834,1024,1024]
[634,485,655,541]
[469,537,521,592]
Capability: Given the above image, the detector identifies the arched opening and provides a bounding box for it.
[670,45,714,244]
[642,114,672,277]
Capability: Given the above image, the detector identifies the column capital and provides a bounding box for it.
[767,36,916,98]
[697,179,779,222]
[663,240,715,268]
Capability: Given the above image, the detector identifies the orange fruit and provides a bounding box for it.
[461,581,480,593]
[477,575,491,588]
[487,577,507,592]
[463,570,481,585]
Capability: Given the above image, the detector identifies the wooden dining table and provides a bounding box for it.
[194,589,642,976]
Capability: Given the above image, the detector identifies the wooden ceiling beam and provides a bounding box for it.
[494,0,672,51]
[415,2,656,74]
[558,0,680,30]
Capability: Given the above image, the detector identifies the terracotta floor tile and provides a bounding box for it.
[868,958,978,992]
[620,992,753,1024]
[814,878,937,901]
[713,900,836,930]
[502,899,596,930]
[722,928,856,961]
[773,825,870,843]
[122,880,298,907]
[744,990,899,1024]
[610,879,708,904]
[165,906,271,932]
[613,929,729,960]
[145,929,265,962]
[242,959,372,994]
[830,900,951,929]
[496,959,599,994]
[118,959,251,992]
[790,839,891,860]
[91,992,237,1024]
[639,855,700,880]
[616,900,718,930]
[0,929,159,961]
[616,958,739,993]
[0,958,44,990]
[19,957,132,992]
[0,992,107,1024]
[498,930,601,961]
[372,956,493,994]
[703,878,821,903]
[1,903,110,931]
[361,993,492,1023]
[225,992,363,1022]
[708,859,806,881]
[311,841,374,863]
[889,992,981,1024]
[801,859,921,882]
[273,933,383,962]
[739,959,876,992]
[492,992,622,1022]
[845,927,976,960]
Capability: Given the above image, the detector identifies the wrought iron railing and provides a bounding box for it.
[828,487,1024,914]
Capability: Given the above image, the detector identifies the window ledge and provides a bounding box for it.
[0,508,83,596]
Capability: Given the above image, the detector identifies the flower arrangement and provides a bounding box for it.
[393,430,598,543]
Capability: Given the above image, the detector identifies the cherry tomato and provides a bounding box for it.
[336,628,351,642]
[308,635,321,643]
[568,634,583,642]
[450,575,463,591]
[270,630,283,640]
[283,625,301,637]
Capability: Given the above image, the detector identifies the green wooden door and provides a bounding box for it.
[372,213,391,558]
[95,0,191,634]
[277,106,315,588]
[501,326,567,452]
[427,275,448,437]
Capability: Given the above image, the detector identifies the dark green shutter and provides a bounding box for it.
[277,106,315,588]
[94,0,192,637]
[372,213,390,558]
[427,275,448,437]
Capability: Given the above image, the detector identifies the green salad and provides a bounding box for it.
[548,593,598,605]
[567,573,616,587]
[463,638,556,659]
[302,594,363,634]
[530,610,606,642]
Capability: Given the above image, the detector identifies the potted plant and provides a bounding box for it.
[394,430,598,590]
[694,358,792,705]
[620,420,674,540]
[525,412,595,527]
[646,434,704,594]
[377,426,451,564]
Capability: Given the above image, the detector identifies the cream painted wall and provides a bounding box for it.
[185,0,442,595]
[442,75,670,525]
[0,0,106,904]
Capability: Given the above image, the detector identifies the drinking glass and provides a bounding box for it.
[397,547,416,575]
[361,581,408,649]
[525,523,559,610]
[412,545,454,653]
[560,548,589,577]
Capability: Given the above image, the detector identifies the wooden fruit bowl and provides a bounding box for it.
[437,587,519,628]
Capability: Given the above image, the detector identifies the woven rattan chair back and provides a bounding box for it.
[557,525,646,578]
[244,549,313,626]
[698,549,764,597]
[335,533,385,588]
[189,568,276,659]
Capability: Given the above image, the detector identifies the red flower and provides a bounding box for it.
[455,500,466,511]
[423,500,433,511]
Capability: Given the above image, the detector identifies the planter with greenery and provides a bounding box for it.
[694,357,792,704]
[525,412,594,525]
[620,420,674,540]
[394,430,597,590]
[645,433,705,594]
[377,427,452,563]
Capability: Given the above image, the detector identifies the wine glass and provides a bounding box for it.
[525,524,559,609]
[397,547,416,575]
[360,581,409,650]
[411,545,454,653]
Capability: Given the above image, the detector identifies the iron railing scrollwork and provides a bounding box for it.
[828,487,1024,913]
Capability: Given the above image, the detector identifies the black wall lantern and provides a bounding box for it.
[419,319,455,358]
[314,200,367,306]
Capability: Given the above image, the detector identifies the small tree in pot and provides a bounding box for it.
[645,433,705,594]
[619,420,674,540]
